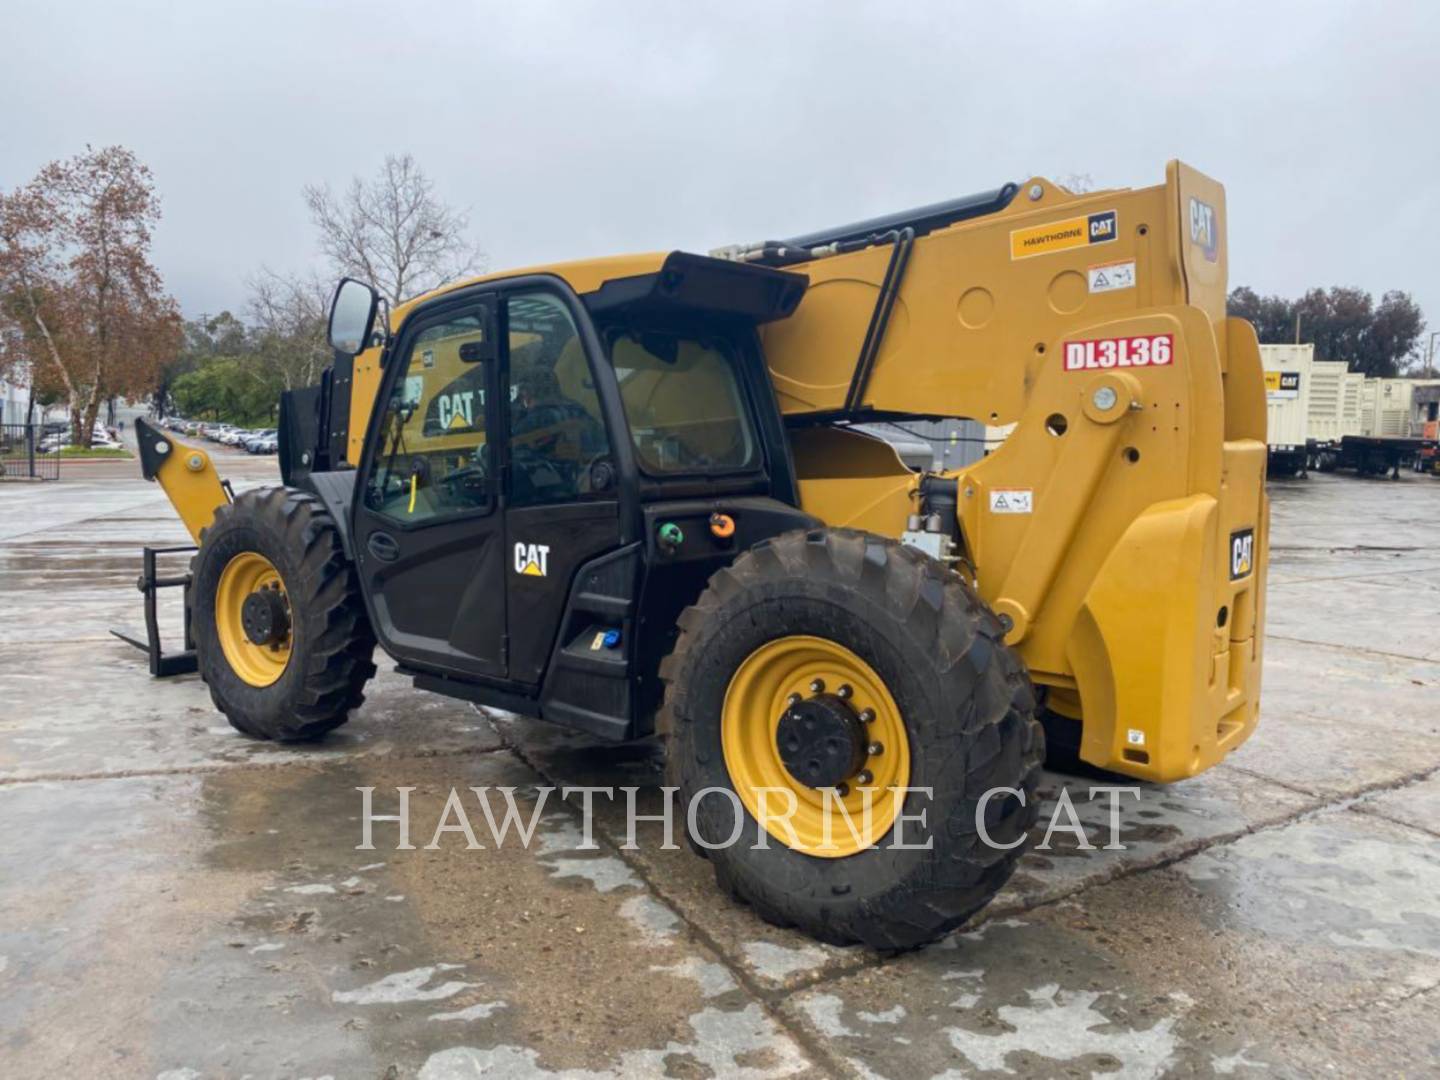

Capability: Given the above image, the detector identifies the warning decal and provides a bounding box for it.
[1088,259,1136,294]
[1064,334,1173,371]
[1010,209,1117,260]
[989,488,1033,514]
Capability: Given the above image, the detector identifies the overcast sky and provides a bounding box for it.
[3,1,1437,346]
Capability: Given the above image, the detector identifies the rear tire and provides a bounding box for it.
[191,487,376,741]
[660,528,1044,951]
[1038,705,1133,783]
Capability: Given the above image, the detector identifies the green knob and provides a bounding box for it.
[659,522,684,547]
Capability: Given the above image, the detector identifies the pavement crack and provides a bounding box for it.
[482,705,1440,1024]
[482,706,859,1079]
[1267,564,1440,586]
[1219,762,1328,798]
[1329,976,1440,1017]
[781,762,1440,997]
[1352,807,1440,841]
[1264,634,1439,666]
[0,742,513,787]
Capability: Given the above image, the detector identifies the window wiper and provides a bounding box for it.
[378,408,411,499]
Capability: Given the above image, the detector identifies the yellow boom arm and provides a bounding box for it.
[135,418,230,544]
[770,161,1268,781]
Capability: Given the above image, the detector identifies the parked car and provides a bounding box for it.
[37,426,122,453]
[243,429,276,453]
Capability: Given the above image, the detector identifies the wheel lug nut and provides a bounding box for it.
[809,678,825,694]
[787,693,801,706]
[837,684,853,700]
[835,782,849,797]
[867,742,884,756]
[859,708,876,723]
[857,770,874,785]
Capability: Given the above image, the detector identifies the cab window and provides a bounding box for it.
[608,330,758,475]
[506,292,612,507]
[365,309,492,523]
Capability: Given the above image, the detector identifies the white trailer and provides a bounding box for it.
[1307,360,1363,445]
[1260,344,1313,475]
[1361,378,1440,437]
[1343,372,1366,434]
[1319,377,1440,477]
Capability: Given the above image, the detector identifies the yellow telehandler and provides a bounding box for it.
[129,161,1267,948]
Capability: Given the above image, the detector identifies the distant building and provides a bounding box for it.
[1414,384,1440,441]
[1,367,30,426]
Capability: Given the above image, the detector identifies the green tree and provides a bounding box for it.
[1228,286,1425,378]
[170,355,282,426]
[154,310,250,416]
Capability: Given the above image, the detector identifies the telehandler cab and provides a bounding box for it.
[131,161,1268,948]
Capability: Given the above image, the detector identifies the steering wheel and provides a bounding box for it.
[433,463,484,507]
[581,451,617,494]
[435,445,491,507]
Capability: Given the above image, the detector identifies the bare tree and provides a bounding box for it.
[246,267,333,391]
[0,145,182,446]
[303,154,484,304]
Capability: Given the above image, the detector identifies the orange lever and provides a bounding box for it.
[709,512,736,539]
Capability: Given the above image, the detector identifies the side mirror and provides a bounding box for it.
[327,278,380,356]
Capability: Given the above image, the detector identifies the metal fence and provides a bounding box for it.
[0,424,59,481]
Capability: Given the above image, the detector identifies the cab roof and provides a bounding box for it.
[390,253,671,327]
[391,251,806,328]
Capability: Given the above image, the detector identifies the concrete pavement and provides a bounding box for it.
[1,452,1437,1078]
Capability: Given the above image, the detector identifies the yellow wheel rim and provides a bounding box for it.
[214,551,292,687]
[722,635,911,858]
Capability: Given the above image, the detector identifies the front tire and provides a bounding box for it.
[660,528,1043,950]
[191,487,376,740]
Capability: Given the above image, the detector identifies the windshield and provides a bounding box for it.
[608,330,758,475]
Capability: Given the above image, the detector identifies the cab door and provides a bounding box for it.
[500,287,626,685]
[352,293,508,679]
